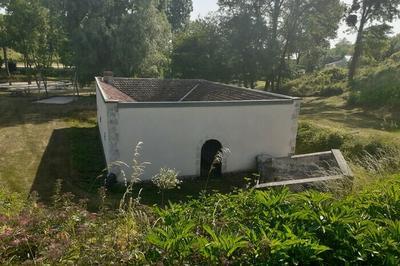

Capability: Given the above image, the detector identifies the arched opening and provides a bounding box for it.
[201,139,223,178]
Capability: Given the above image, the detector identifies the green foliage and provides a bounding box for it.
[0,187,24,217]
[59,0,171,83]
[346,0,400,80]
[145,176,400,264]
[324,38,353,64]
[349,59,400,108]
[283,67,348,96]
[363,24,393,62]
[171,0,344,88]
[1,170,400,264]
[296,122,400,167]
[171,18,233,81]
[159,0,193,32]
[152,168,181,191]
[296,122,346,153]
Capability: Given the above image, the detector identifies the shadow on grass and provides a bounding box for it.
[301,98,396,131]
[32,127,255,210]
[32,126,106,209]
[0,94,97,128]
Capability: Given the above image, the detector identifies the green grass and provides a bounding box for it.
[0,91,104,206]
[300,95,400,143]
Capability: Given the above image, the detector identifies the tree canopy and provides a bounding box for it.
[1,0,399,88]
[347,0,400,80]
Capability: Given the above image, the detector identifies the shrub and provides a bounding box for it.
[152,168,181,206]
[349,60,400,108]
[283,67,348,97]
[296,122,347,154]
[8,61,17,73]
[296,122,400,167]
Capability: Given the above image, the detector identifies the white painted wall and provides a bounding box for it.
[114,102,300,181]
[96,85,111,163]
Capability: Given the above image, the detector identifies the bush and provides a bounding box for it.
[296,122,347,154]
[349,60,400,108]
[296,122,400,163]
[8,61,17,73]
[283,67,348,97]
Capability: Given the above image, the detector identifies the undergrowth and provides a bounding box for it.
[282,68,348,97]
[297,122,400,165]
[1,139,400,264]
[1,174,400,264]
[349,59,400,108]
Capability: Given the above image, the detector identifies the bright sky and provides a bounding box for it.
[192,0,400,46]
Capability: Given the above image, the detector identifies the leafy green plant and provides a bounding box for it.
[200,225,249,264]
[152,168,181,206]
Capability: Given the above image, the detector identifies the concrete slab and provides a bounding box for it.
[35,97,75,105]
[256,149,353,190]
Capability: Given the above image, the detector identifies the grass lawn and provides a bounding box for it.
[1,90,399,209]
[300,94,400,144]
[0,90,106,208]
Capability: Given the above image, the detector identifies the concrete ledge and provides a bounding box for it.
[255,175,343,188]
[256,149,353,189]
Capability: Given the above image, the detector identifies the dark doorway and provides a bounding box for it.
[201,139,222,178]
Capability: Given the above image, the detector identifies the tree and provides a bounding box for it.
[325,38,353,64]
[387,33,400,57]
[289,0,344,72]
[264,0,285,90]
[4,0,64,95]
[56,0,171,83]
[363,24,392,62]
[273,0,344,89]
[0,14,11,84]
[218,0,269,88]
[217,0,343,90]
[159,0,193,32]
[346,0,400,81]
[171,18,232,81]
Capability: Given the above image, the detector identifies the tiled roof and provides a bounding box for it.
[97,77,285,103]
[98,80,134,102]
[113,78,200,102]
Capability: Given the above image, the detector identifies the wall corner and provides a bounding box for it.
[289,99,302,155]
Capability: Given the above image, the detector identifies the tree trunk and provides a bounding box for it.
[43,76,48,97]
[348,7,368,82]
[2,47,11,85]
[276,40,289,91]
[74,69,80,97]
[250,79,255,89]
[35,73,41,95]
[265,0,283,90]
[296,52,301,65]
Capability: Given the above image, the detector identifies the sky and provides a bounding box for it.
[192,0,400,46]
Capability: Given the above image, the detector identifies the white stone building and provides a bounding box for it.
[95,73,301,182]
